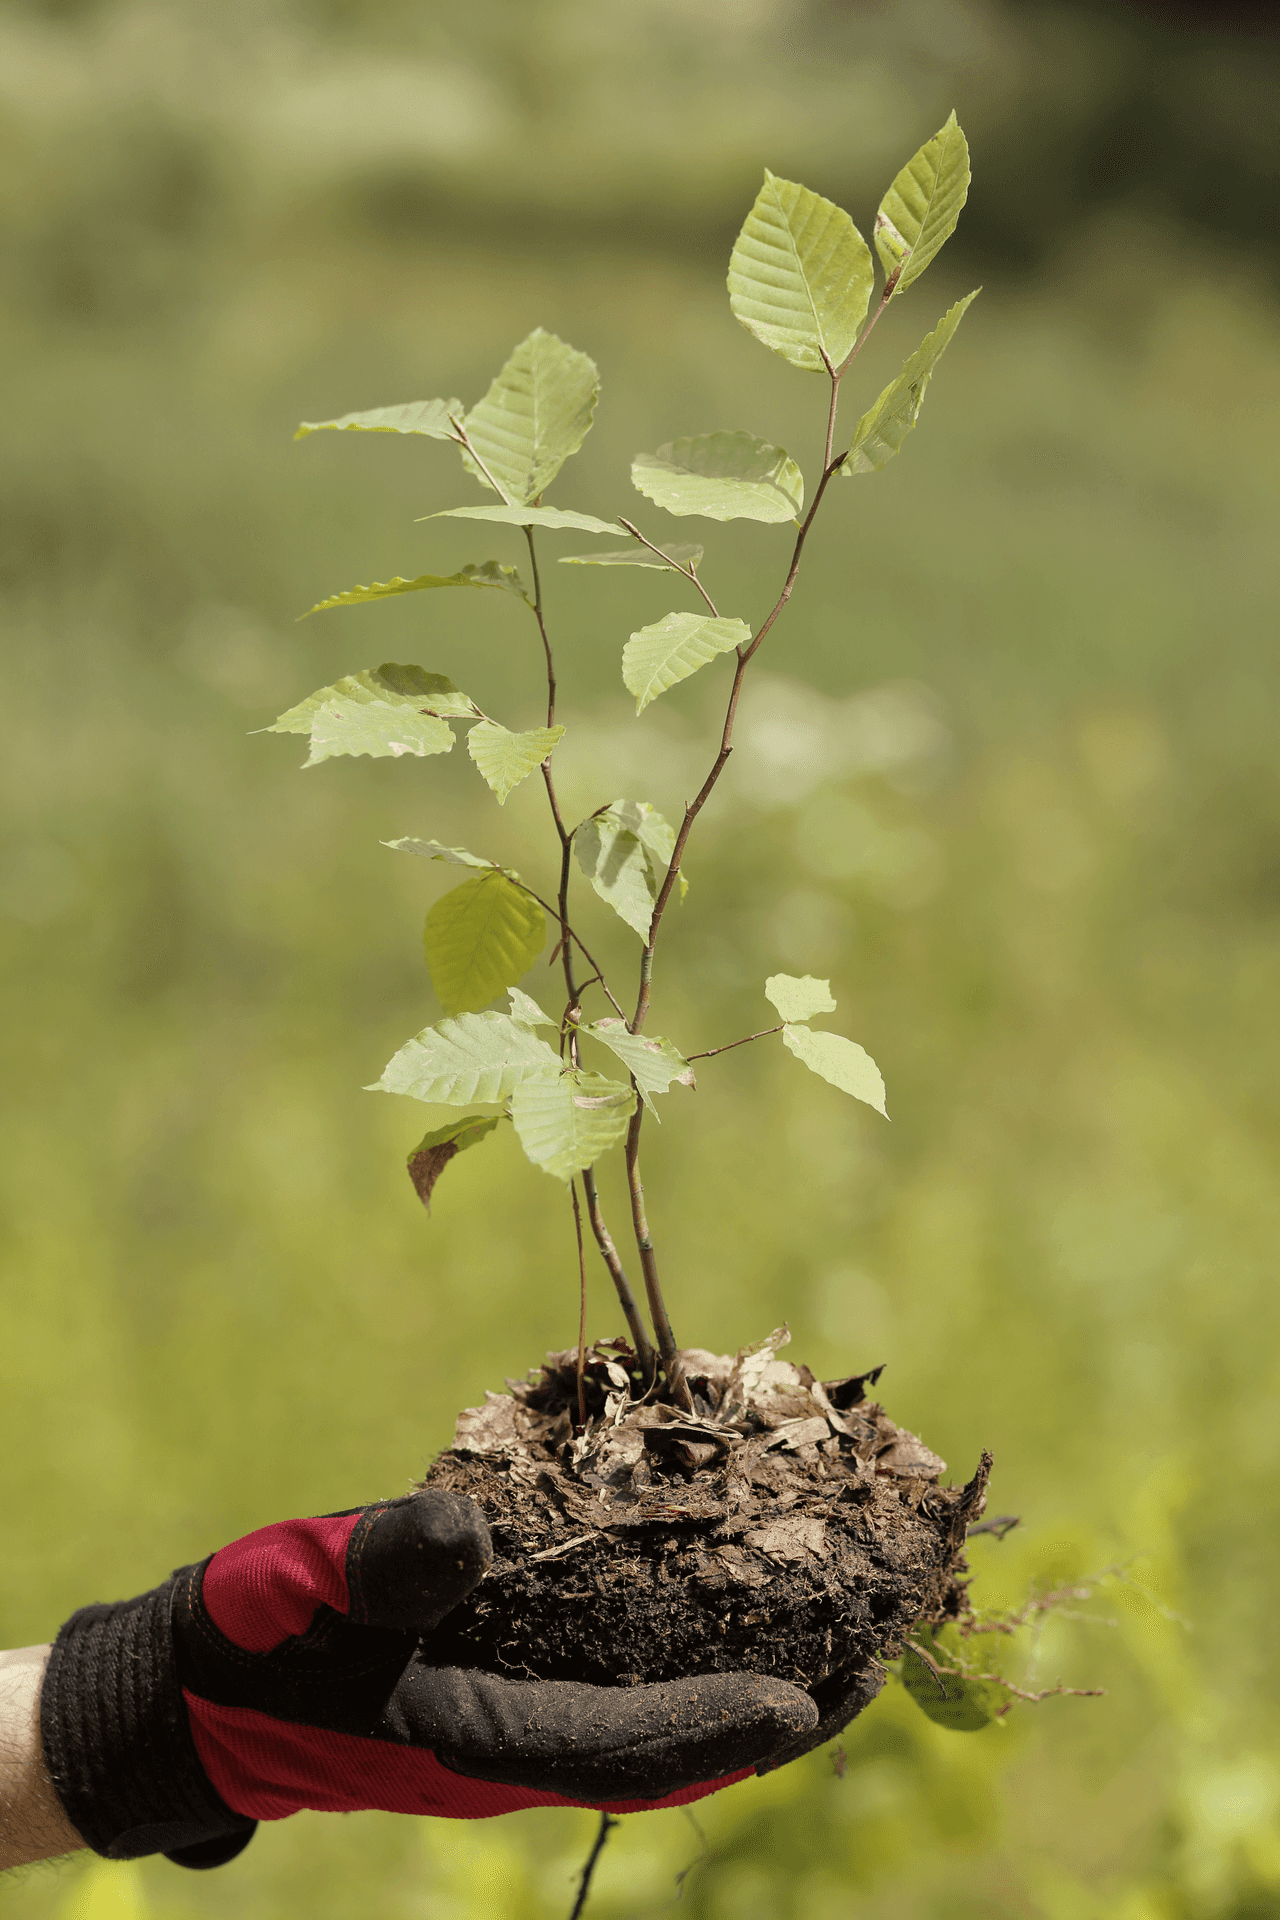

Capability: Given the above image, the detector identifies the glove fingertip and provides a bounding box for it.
[349,1492,492,1633]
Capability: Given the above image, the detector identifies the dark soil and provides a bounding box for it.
[423,1334,989,1691]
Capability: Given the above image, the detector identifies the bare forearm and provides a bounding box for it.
[0,1647,84,1871]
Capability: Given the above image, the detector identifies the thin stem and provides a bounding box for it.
[509,881,626,1021]
[581,1166,655,1377]
[834,280,894,377]
[617,517,719,617]
[446,418,513,505]
[624,1105,692,1411]
[569,1812,620,1920]
[686,1024,783,1062]
[571,1180,588,1428]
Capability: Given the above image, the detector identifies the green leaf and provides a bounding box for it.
[407,1114,503,1212]
[461,330,600,505]
[875,112,971,298]
[728,173,873,372]
[580,1018,695,1118]
[508,987,556,1027]
[301,562,526,617]
[426,505,621,537]
[559,542,705,572]
[269,663,479,734]
[305,700,455,765]
[765,973,837,1022]
[372,1011,560,1105]
[623,610,749,715]
[782,1024,888,1116]
[631,432,803,524]
[423,873,546,1016]
[383,838,503,871]
[510,1067,635,1181]
[574,800,679,940]
[467,720,565,804]
[295,397,463,440]
[900,1628,1004,1731]
[841,292,979,476]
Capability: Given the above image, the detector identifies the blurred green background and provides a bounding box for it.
[2,0,1278,1915]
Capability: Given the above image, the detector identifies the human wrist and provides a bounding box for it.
[0,1646,85,1872]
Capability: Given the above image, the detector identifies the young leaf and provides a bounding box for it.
[301,562,526,617]
[623,611,750,715]
[728,173,873,372]
[875,112,971,298]
[900,1628,1004,1731]
[559,542,705,572]
[508,986,556,1027]
[841,292,979,476]
[574,800,679,940]
[307,700,455,765]
[383,838,504,872]
[426,505,621,536]
[269,664,479,734]
[462,330,599,505]
[407,1114,503,1212]
[765,973,837,1022]
[782,1024,888,1116]
[467,720,565,804]
[511,1067,635,1181]
[423,873,546,1016]
[371,1011,560,1105]
[581,1018,695,1118]
[631,432,803,524]
[295,397,463,441]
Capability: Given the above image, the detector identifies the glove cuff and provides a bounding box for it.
[40,1571,258,1869]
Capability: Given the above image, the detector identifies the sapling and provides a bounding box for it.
[268,117,1049,1729]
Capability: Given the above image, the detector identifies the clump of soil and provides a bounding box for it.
[425,1329,989,1690]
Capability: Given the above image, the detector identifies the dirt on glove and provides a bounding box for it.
[423,1330,989,1691]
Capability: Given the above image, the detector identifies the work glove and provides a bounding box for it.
[40,1490,841,1870]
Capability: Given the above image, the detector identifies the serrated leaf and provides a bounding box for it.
[268,663,479,735]
[782,1024,888,1116]
[765,973,837,1022]
[426,505,621,537]
[407,1114,503,1212]
[508,987,556,1027]
[728,172,873,372]
[511,1067,635,1181]
[581,1018,695,1119]
[901,1628,1003,1731]
[295,397,462,440]
[574,800,679,940]
[306,700,456,765]
[875,111,971,298]
[423,873,545,1016]
[841,292,979,476]
[372,1011,560,1105]
[623,610,749,715]
[558,542,705,572]
[461,330,599,505]
[632,432,803,524]
[301,562,526,618]
[383,838,504,872]
[467,720,565,804]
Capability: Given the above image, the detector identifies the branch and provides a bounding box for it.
[569,1812,620,1920]
[571,1181,588,1428]
[617,517,719,617]
[446,417,514,506]
[686,1024,782,1062]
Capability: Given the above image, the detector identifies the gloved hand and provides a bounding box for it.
[41,1490,837,1870]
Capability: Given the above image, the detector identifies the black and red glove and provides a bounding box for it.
[40,1490,854,1870]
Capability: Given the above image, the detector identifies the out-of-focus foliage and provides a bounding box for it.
[1,2,1279,1918]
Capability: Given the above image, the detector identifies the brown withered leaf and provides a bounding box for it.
[407,1115,502,1211]
[743,1515,828,1562]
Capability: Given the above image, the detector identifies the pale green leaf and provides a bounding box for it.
[559,542,705,572]
[423,873,545,1016]
[383,838,503,871]
[307,700,455,765]
[623,610,749,714]
[765,973,837,1022]
[728,172,873,372]
[371,1011,559,1105]
[574,800,679,940]
[295,397,462,440]
[461,330,599,505]
[508,987,556,1027]
[407,1113,503,1211]
[467,720,565,804]
[426,505,621,536]
[841,292,979,476]
[581,1018,695,1118]
[782,1024,888,1116]
[268,663,478,735]
[510,1067,635,1181]
[631,432,803,524]
[875,111,971,297]
[901,1628,1003,1731]
[301,561,525,618]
